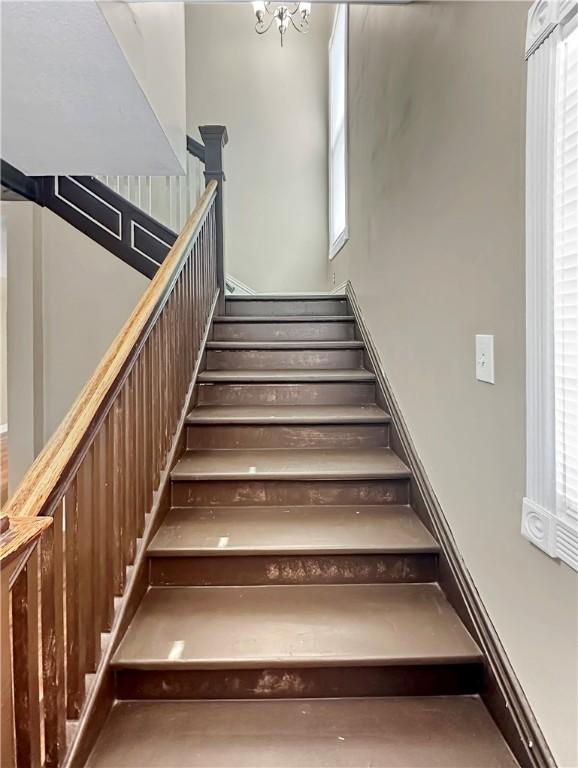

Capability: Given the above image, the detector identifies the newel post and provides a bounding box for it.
[199,125,228,312]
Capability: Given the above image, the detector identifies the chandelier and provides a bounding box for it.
[252,2,312,47]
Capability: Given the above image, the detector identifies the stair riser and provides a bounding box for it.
[226,299,348,317]
[186,424,389,450]
[115,664,483,701]
[171,479,410,507]
[214,321,356,342]
[149,553,437,587]
[197,382,376,406]
[206,349,363,370]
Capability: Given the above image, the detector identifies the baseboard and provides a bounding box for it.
[225,274,256,295]
[346,280,555,768]
[331,280,348,295]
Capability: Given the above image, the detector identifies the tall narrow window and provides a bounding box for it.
[523,0,578,571]
[554,18,578,527]
[328,4,348,258]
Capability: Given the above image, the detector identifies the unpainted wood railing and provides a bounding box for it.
[0,177,220,767]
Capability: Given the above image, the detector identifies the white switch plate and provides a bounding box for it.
[476,334,495,384]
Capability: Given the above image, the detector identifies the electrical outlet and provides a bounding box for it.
[332,272,336,285]
[475,335,495,384]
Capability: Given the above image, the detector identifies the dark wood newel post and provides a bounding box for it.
[199,125,228,312]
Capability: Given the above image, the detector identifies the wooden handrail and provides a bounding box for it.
[0,516,52,571]
[2,180,217,530]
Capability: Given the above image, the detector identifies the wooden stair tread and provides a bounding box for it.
[198,368,375,383]
[86,697,518,768]
[214,314,355,323]
[148,505,439,556]
[171,448,410,481]
[186,404,389,425]
[111,583,481,669]
[207,340,364,349]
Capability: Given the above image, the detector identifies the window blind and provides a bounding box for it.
[554,20,578,523]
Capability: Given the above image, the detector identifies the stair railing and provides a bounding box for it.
[1,126,228,283]
[95,136,207,235]
[0,178,219,768]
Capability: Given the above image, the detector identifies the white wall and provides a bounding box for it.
[331,3,578,765]
[185,3,332,293]
[98,1,187,172]
[3,203,41,491]
[3,202,147,491]
[1,1,184,175]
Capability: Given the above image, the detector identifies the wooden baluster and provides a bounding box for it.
[77,452,96,673]
[124,375,136,565]
[183,274,188,388]
[12,547,42,768]
[41,502,66,766]
[65,479,84,717]
[150,329,158,490]
[142,345,152,523]
[157,316,165,467]
[161,311,169,461]
[186,260,192,379]
[180,265,188,398]
[111,396,125,595]
[153,326,162,488]
[135,355,145,537]
[193,242,199,360]
[173,290,179,426]
[184,267,191,392]
[95,424,113,631]
[104,410,115,617]
[175,286,181,421]
[129,370,139,557]
[166,299,174,447]
[87,440,103,659]
[92,432,104,637]
[172,284,179,417]
[190,256,195,365]
[1,565,16,767]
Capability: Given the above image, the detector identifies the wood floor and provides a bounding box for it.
[87,295,517,767]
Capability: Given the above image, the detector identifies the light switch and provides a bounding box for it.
[475,334,495,384]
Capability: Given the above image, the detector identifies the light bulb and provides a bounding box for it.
[299,1,311,18]
[252,1,266,22]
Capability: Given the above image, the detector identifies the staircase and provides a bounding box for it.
[85,294,517,767]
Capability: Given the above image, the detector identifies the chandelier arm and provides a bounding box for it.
[264,1,274,14]
[289,14,309,33]
[288,2,301,15]
[255,16,276,34]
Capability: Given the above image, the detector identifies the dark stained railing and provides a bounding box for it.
[1,126,228,284]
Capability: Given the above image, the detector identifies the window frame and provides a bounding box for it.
[328,3,349,261]
[522,0,578,571]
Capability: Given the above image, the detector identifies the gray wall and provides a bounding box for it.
[185,3,332,293]
[3,202,147,491]
[330,3,578,765]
